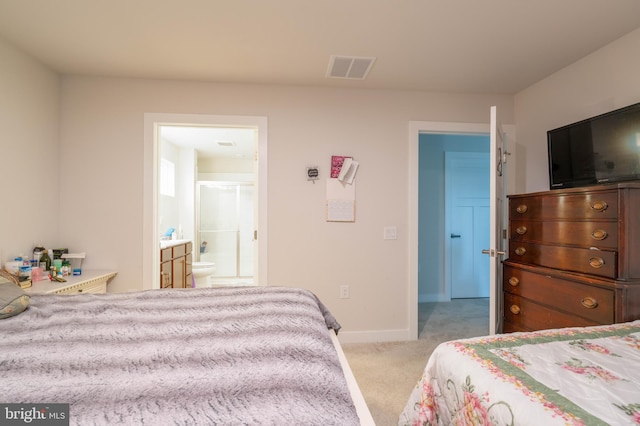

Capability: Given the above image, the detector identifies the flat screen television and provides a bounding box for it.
[547,102,640,190]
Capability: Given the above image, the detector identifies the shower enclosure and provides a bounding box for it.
[196,181,254,283]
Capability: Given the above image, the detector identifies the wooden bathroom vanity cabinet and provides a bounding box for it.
[160,240,193,289]
[503,183,640,333]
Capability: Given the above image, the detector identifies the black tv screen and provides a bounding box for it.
[548,102,640,189]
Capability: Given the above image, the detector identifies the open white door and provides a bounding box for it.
[252,128,260,284]
[483,106,507,335]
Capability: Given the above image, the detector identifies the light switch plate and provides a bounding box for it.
[384,226,397,240]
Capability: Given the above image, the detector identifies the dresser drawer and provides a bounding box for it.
[509,242,617,278]
[504,293,602,332]
[160,261,172,288]
[510,220,618,250]
[172,243,186,258]
[510,191,618,220]
[503,264,614,324]
[161,248,173,262]
[502,320,530,333]
[54,280,107,294]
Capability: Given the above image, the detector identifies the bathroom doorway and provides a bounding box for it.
[159,125,256,287]
[143,113,268,291]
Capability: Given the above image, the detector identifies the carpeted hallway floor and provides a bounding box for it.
[341,298,489,426]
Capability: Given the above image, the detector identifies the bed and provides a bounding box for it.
[0,278,371,425]
[398,321,640,425]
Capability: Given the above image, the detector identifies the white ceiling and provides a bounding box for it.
[160,125,255,160]
[1,0,640,94]
[2,0,640,156]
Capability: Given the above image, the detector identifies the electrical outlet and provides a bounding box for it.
[340,285,350,299]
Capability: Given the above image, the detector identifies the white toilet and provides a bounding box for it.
[192,261,216,287]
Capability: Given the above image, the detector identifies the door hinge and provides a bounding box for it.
[502,229,507,239]
[254,230,258,240]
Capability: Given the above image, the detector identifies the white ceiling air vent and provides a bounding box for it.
[327,55,376,80]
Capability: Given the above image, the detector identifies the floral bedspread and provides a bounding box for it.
[399,321,640,425]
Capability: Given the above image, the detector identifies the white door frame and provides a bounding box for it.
[143,113,268,290]
[409,120,515,340]
[409,121,490,340]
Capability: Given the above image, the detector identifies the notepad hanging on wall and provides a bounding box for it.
[326,178,355,222]
[330,155,351,178]
[337,157,359,184]
[330,155,359,184]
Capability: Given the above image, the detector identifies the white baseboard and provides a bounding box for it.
[337,328,410,344]
[338,295,456,343]
[418,293,451,303]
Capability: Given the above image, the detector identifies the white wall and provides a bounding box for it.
[199,157,253,174]
[515,28,640,193]
[0,36,59,264]
[57,77,513,340]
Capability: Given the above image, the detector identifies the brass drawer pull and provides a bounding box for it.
[516,204,528,214]
[510,305,521,315]
[514,247,526,256]
[589,257,605,268]
[591,229,608,240]
[581,297,598,309]
[515,226,528,235]
[590,200,608,212]
[508,277,519,287]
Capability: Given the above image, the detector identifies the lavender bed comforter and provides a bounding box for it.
[1,286,360,425]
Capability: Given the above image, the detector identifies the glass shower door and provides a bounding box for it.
[197,182,254,281]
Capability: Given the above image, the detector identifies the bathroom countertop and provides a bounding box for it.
[159,239,192,249]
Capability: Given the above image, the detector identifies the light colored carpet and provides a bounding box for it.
[342,299,489,426]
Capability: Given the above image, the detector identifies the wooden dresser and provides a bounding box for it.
[503,183,640,332]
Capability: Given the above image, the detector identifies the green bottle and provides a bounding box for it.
[40,250,52,271]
